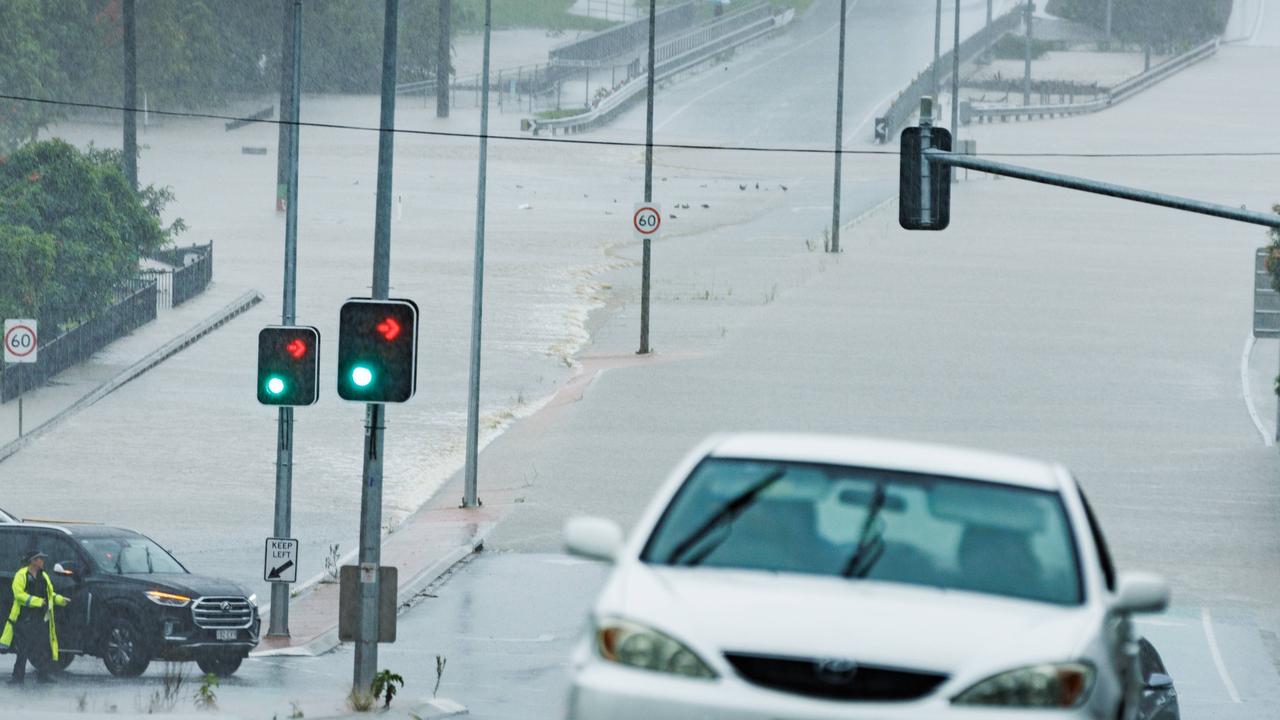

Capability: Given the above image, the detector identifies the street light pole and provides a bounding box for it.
[463,0,492,509]
[932,0,942,98]
[353,0,399,698]
[830,0,848,254]
[267,0,304,640]
[638,0,656,355]
[275,0,295,211]
[951,0,960,135]
[1023,0,1033,106]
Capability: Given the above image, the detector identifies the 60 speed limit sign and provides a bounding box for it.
[4,319,38,364]
[633,203,662,240]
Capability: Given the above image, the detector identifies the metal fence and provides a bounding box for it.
[1,280,157,403]
[549,2,696,68]
[141,242,214,309]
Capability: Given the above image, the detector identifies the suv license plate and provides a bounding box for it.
[216,629,237,641]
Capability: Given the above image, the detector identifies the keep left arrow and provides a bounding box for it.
[267,560,294,580]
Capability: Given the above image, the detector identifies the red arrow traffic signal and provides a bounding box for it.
[286,338,307,359]
[376,317,401,341]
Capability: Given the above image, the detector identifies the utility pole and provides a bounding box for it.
[463,0,492,509]
[638,0,656,355]
[122,0,137,191]
[951,0,960,135]
[267,0,303,640]
[932,0,942,98]
[1023,0,1033,106]
[436,0,451,118]
[829,0,848,254]
[276,0,296,212]
[1105,0,1113,43]
[353,0,398,697]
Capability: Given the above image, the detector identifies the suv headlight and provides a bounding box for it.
[247,594,258,607]
[145,590,192,608]
[953,662,1095,708]
[595,617,716,679]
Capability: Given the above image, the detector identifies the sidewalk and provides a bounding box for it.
[0,281,261,461]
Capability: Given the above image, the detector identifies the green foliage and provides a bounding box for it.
[1046,0,1232,46]
[0,139,182,328]
[371,669,405,709]
[0,0,65,149]
[194,672,219,710]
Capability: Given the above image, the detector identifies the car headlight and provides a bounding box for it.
[145,590,192,608]
[247,593,258,607]
[953,662,1095,708]
[595,617,716,679]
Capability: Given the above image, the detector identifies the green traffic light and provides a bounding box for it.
[352,365,374,388]
[266,376,286,395]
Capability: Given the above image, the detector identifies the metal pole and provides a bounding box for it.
[1105,0,1113,43]
[463,0,491,510]
[1276,347,1280,442]
[354,0,398,698]
[437,0,451,118]
[1023,1,1032,106]
[275,0,295,211]
[951,0,960,135]
[16,369,22,439]
[932,0,942,98]
[267,0,303,640]
[924,148,1280,229]
[123,0,137,191]
[830,0,848,254]
[919,99,933,227]
[638,0,656,355]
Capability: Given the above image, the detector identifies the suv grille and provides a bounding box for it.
[191,596,254,629]
[724,652,948,701]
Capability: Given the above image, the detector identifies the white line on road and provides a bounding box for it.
[1201,607,1245,704]
[1240,335,1272,446]
[655,0,861,132]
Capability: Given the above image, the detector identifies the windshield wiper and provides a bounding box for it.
[841,482,887,578]
[666,468,786,566]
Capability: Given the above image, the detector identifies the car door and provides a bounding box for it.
[37,532,91,653]
[0,528,21,622]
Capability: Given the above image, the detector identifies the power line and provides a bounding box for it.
[5,92,1280,160]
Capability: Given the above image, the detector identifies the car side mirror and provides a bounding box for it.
[53,562,78,577]
[1145,671,1174,690]
[563,516,624,563]
[1114,572,1169,614]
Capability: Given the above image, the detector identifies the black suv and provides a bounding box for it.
[0,522,259,677]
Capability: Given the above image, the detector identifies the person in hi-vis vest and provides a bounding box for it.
[2,550,70,684]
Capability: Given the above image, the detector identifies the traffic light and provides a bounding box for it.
[337,298,419,403]
[899,125,952,231]
[257,326,321,406]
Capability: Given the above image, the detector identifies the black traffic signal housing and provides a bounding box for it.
[899,125,952,231]
[337,298,419,403]
[257,326,321,406]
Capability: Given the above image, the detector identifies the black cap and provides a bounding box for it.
[23,550,47,564]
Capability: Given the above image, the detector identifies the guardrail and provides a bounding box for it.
[965,38,1219,124]
[527,5,791,136]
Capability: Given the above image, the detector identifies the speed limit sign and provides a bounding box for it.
[633,203,662,240]
[4,319,38,364]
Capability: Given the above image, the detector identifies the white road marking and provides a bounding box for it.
[656,0,862,132]
[1240,335,1272,446]
[1201,607,1244,704]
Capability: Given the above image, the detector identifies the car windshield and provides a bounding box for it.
[79,535,187,575]
[642,458,1082,606]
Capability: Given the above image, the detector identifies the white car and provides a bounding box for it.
[563,433,1170,720]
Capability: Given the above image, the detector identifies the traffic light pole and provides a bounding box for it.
[920,148,1280,230]
[463,0,492,509]
[267,0,304,640]
[638,0,656,355]
[354,0,399,698]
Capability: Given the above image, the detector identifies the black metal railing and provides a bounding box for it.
[142,242,214,309]
[1,280,157,403]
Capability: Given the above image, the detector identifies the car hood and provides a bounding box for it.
[603,563,1098,675]
[118,572,250,599]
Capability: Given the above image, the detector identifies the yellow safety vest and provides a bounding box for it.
[0,567,69,661]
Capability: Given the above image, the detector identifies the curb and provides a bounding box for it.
[0,290,264,464]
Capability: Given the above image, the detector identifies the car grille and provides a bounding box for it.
[724,652,948,701]
[191,596,254,629]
